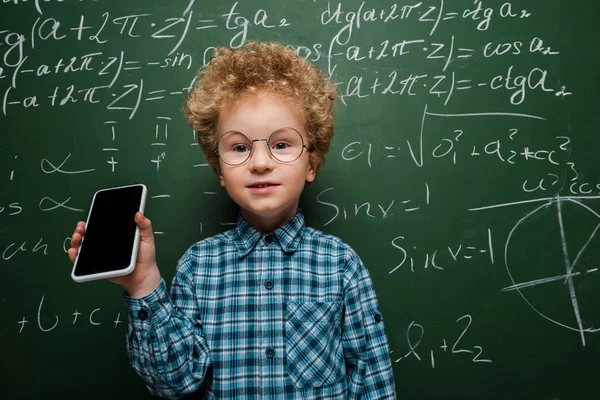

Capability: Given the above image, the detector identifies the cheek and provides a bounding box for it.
[219,168,246,190]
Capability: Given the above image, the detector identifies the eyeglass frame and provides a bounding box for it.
[215,126,310,166]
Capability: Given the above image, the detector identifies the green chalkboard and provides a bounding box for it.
[1,1,599,399]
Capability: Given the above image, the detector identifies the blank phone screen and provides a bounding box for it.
[73,185,144,277]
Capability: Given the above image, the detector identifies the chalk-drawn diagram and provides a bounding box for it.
[471,196,600,346]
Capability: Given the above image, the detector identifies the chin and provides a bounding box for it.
[243,204,295,218]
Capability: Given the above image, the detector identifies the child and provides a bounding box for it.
[69,41,395,399]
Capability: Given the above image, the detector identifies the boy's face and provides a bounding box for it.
[217,91,317,231]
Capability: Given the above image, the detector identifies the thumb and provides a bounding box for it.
[135,212,155,243]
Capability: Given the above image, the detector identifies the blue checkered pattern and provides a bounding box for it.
[124,209,395,399]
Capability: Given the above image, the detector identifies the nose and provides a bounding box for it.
[248,140,274,171]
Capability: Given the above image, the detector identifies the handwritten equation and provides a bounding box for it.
[392,314,493,368]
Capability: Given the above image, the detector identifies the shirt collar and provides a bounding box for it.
[231,208,306,258]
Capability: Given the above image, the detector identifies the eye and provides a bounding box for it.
[233,144,250,153]
[272,142,290,150]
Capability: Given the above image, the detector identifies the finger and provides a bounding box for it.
[68,247,78,264]
[135,212,155,244]
[71,232,82,248]
[107,276,124,285]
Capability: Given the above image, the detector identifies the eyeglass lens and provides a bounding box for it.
[218,128,305,165]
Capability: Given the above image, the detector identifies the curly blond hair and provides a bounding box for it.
[182,41,337,172]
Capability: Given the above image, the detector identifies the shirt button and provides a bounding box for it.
[264,234,276,244]
[374,313,382,323]
[137,309,148,321]
[265,348,275,359]
[264,280,274,290]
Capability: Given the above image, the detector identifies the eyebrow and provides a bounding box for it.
[219,126,303,136]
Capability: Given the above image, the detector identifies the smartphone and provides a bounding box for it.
[71,184,147,283]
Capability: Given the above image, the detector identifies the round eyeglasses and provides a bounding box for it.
[216,127,308,166]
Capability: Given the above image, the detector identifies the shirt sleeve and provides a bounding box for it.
[342,251,396,399]
[124,251,211,399]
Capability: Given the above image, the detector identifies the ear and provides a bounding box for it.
[213,155,226,186]
[305,161,317,183]
[217,164,226,187]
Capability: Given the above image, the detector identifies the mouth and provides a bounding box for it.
[248,183,279,189]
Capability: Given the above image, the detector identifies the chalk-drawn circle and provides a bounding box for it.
[504,198,600,336]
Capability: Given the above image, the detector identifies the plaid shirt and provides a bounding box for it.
[124,209,395,399]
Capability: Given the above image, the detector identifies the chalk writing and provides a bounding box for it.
[392,314,493,367]
[0,1,597,398]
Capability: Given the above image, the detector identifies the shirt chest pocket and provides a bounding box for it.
[285,301,345,388]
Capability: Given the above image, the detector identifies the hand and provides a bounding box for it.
[68,212,162,298]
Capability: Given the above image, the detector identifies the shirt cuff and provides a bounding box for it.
[123,278,173,331]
